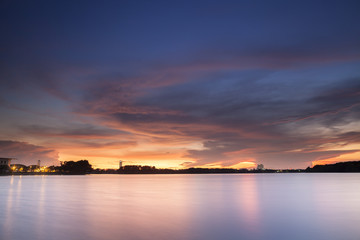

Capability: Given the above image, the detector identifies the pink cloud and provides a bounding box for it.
[0,140,59,166]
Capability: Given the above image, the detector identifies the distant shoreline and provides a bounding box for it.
[1,172,360,176]
[2,160,359,175]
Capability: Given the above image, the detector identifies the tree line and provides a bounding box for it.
[3,160,360,175]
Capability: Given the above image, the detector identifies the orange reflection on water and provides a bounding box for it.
[35,176,47,239]
[46,175,194,240]
[236,175,261,234]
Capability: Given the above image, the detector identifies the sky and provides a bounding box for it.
[1,0,360,169]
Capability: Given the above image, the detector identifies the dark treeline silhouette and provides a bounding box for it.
[4,160,360,175]
[60,160,93,174]
[117,165,175,174]
[306,161,360,172]
[180,168,277,174]
[120,165,157,174]
[60,161,360,174]
[113,161,360,174]
[115,165,278,174]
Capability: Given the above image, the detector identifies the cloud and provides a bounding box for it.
[1,0,360,170]
[71,66,360,168]
[19,124,128,139]
[0,140,59,166]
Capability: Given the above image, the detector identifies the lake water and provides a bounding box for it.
[1,174,360,240]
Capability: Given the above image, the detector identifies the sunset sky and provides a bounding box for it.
[1,0,359,169]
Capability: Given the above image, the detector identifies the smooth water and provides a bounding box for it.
[1,174,359,240]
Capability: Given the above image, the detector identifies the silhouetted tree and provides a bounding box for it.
[118,165,159,174]
[307,161,360,172]
[60,160,93,174]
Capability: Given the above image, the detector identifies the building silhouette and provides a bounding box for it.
[257,164,264,170]
[119,160,123,169]
[0,158,13,174]
[0,158,13,167]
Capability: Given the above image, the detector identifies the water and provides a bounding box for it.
[1,174,359,240]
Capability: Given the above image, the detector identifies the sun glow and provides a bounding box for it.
[312,151,360,166]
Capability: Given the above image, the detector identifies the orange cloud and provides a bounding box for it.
[312,151,360,166]
[229,161,257,169]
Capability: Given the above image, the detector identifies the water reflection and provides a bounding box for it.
[35,176,46,240]
[0,174,360,240]
[237,175,260,236]
[3,176,14,239]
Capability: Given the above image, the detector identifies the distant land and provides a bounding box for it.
[1,160,360,175]
[306,161,360,172]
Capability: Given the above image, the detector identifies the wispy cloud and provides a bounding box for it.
[0,140,59,166]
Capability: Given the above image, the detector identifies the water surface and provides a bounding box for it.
[1,174,359,240]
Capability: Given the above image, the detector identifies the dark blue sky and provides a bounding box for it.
[1,0,360,168]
